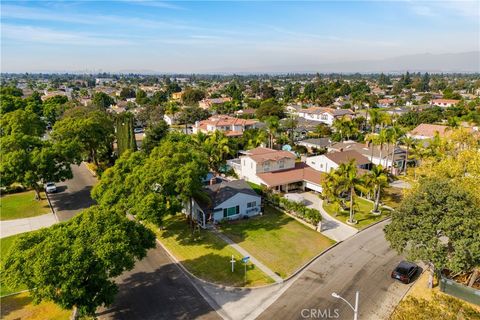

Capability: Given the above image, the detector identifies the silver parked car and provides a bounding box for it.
[44,182,57,193]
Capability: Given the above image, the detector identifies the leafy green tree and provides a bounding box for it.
[52,107,114,165]
[2,205,156,317]
[256,99,284,120]
[0,134,78,199]
[260,83,276,100]
[181,88,206,106]
[385,178,480,277]
[150,90,168,105]
[92,92,115,109]
[0,86,23,96]
[92,138,209,225]
[42,95,69,124]
[136,89,149,105]
[119,87,136,100]
[0,94,26,114]
[0,109,44,137]
[142,120,169,154]
[25,91,43,116]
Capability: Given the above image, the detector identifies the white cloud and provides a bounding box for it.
[1,24,133,46]
[0,4,191,30]
[410,5,436,16]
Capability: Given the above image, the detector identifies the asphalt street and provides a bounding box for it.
[48,162,98,221]
[257,220,416,320]
[98,243,220,320]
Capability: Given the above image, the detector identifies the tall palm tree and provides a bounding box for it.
[388,125,405,174]
[376,129,389,167]
[265,116,280,148]
[365,133,377,164]
[336,160,364,224]
[368,109,381,133]
[204,131,234,174]
[400,136,416,175]
[366,165,388,213]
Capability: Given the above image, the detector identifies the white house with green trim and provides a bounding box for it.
[183,179,262,228]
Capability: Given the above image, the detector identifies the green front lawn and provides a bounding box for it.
[1,292,70,320]
[1,233,28,296]
[382,187,404,209]
[148,215,274,287]
[323,197,391,230]
[1,191,51,221]
[219,206,335,278]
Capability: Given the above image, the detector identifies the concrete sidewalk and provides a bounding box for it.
[212,229,284,284]
[0,213,58,238]
[300,192,358,242]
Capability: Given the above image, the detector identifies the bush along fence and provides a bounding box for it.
[263,192,321,227]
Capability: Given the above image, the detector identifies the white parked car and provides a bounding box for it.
[44,182,57,193]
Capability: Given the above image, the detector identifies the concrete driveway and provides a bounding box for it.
[300,192,358,242]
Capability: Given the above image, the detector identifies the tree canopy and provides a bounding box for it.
[52,106,115,165]
[92,137,209,225]
[2,206,156,317]
[385,177,480,275]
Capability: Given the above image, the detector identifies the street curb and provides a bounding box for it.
[154,235,279,291]
[153,238,232,320]
[82,161,97,177]
[0,289,30,298]
[387,268,427,318]
[44,192,59,223]
[358,217,391,233]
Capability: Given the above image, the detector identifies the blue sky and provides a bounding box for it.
[1,1,479,73]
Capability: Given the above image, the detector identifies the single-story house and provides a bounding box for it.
[184,179,261,228]
[296,138,332,152]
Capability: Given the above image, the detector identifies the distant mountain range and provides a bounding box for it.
[225,51,480,74]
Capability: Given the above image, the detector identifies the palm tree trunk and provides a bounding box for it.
[349,187,355,223]
[390,143,396,175]
[403,146,409,175]
[374,184,381,212]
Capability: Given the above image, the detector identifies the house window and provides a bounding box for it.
[223,206,239,217]
[263,161,270,171]
[279,160,285,169]
[320,163,323,168]
[247,201,256,208]
[321,114,328,120]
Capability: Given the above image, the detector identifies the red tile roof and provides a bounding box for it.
[245,147,296,163]
[257,163,325,187]
[409,124,448,138]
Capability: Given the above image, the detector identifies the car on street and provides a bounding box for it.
[391,261,419,284]
[134,127,144,133]
[44,182,57,193]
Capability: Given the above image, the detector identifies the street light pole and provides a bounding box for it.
[331,291,359,320]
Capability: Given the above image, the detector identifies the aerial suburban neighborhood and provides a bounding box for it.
[0,1,479,320]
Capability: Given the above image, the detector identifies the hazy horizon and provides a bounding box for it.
[1,1,479,73]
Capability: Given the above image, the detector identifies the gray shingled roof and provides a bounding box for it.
[203,179,259,210]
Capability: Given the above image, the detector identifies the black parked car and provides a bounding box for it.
[391,261,419,284]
